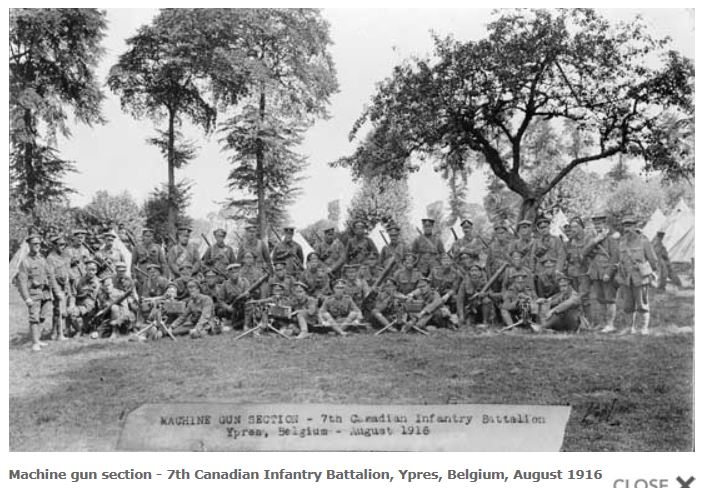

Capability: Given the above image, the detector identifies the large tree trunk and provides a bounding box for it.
[167,108,176,236]
[519,195,542,223]
[22,108,36,217]
[256,89,267,237]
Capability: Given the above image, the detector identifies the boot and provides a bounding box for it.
[639,312,651,335]
[592,303,605,329]
[30,323,42,351]
[630,312,638,334]
[601,304,617,333]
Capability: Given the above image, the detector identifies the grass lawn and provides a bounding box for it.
[8,287,694,451]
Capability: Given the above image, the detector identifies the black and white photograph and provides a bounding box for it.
[7,7,694,454]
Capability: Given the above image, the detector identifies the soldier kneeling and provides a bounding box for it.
[404,276,455,332]
[93,276,136,339]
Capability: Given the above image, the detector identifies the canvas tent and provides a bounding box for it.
[652,199,694,263]
[641,208,666,240]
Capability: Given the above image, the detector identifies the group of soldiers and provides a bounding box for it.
[14,212,667,352]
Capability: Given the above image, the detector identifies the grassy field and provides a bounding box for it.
[8,287,694,451]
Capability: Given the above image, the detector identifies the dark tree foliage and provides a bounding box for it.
[10,8,107,215]
[142,181,194,242]
[338,9,694,221]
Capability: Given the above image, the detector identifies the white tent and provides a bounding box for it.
[369,222,388,252]
[293,231,315,260]
[444,219,464,250]
[659,199,694,252]
[641,208,666,240]
[550,210,569,241]
[669,226,694,263]
[9,241,29,284]
[114,237,133,276]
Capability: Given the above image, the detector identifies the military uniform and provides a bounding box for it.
[411,233,445,276]
[65,243,90,284]
[531,234,565,274]
[215,276,250,325]
[651,236,682,290]
[541,286,582,332]
[270,240,304,278]
[502,264,535,292]
[379,241,409,268]
[320,294,362,322]
[303,266,331,302]
[46,249,72,338]
[239,264,268,300]
[501,279,537,326]
[95,245,126,278]
[509,236,536,270]
[392,267,424,295]
[450,236,486,266]
[140,275,170,298]
[408,284,452,329]
[535,268,561,299]
[268,273,295,298]
[564,228,594,319]
[457,273,492,327]
[202,241,236,277]
[16,252,55,335]
[237,238,272,273]
[616,231,659,315]
[314,237,346,276]
[170,293,216,337]
[132,242,168,278]
[346,235,379,266]
[486,235,514,291]
[167,242,202,278]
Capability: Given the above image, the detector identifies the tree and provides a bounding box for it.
[605,177,665,227]
[346,175,414,242]
[340,9,694,220]
[80,191,144,235]
[10,8,107,215]
[142,181,193,242]
[107,11,219,234]
[213,9,338,235]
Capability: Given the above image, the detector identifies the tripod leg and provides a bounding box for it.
[267,323,292,340]
[233,325,261,341]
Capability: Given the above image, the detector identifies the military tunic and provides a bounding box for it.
[379,241,409,267]
[616,233,659,314]
[345,236,379,266]
[393,267,424,295]
[171,293,215,334]
[320,295,361,320]
[314,238,346,274]
[237,238,272,272]
[15,253,55,325]
[270,240,304,277]
[202,243,236,276]
[411,234,445,276]
[167,242,202,278]
[586,234,620,304]
[531,234,565,273]
[132,242,168,277]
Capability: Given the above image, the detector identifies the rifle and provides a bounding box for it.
[361,259,398,308]
[94,286,134,321]
[124,229,138,249]
[81,242,115,275]
[379,230,389,246]
[450,227,459,241]
[133,266,149,279]
[230,273,269,307]
[467,262,508,302]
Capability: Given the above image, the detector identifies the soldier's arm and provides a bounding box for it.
[456,279,466,322]
[552,291,581,314]
[643,239,660,274]
[15,260,31,302]
[329,241,346,273]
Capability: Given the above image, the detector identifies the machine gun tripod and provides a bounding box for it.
[232,299,292,341]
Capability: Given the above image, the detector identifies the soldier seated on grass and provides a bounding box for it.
[369,278,407,332]
[288,281,319,339]
[92,276,135,340]
[404,276,455,332]
[536,272,583,333]
[319,280,363,336]
[169,279,217,339]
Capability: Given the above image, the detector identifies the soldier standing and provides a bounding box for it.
[411,218,445,276]
[615,215,659,335]
[450,219,486,266]
[314,225,346,277]
[509,219,536,270]
[345,219,379,267]
[237,224,273,274]
[15,234,55,351]
[651,231,683,291]
[167,226,202,278]
[202,228,236,278]
[270,226,304,278]
[96,231,126,279]
[531,216,565,275]
[379,224,408,268]
[584,215,620,332]
[46,235,72,341]
[66,229,90,286]
[132,228,167,281]
[564,217,594,324]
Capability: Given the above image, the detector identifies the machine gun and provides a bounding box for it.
[501,293,540,333]
[133,294,177,341]
[229,273,269,309]
[232,295,292,341]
